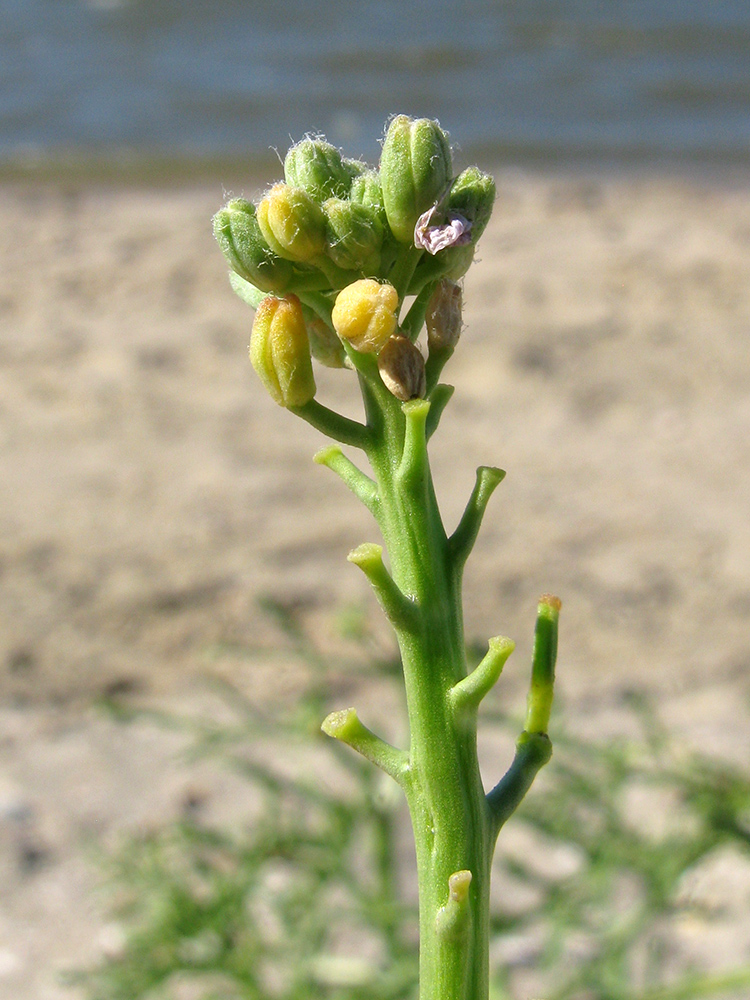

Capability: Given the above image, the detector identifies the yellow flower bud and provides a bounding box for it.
[256,183,327,264]
[250,294,316,407]
[331,279,398,354]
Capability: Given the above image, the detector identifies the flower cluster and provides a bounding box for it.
[213,115,495,408]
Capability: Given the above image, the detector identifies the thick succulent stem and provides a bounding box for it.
[361,388,493,1000]
[314,361,559,1000]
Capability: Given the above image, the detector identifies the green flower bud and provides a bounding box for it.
[323,198,383,272]
[257,183,327,264]
[307,317,347,369]
[447,166,496,243]
[343,157,368,183]
[250,294,316,407]
[213,198,294,294]
[379,115,452,243]
[284,138,352,202]
[377,334,426,401]
[349,169,388,228]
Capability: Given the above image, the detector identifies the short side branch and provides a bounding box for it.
[450,636,515,718]
[348,543,420,631]
[486,595,561,839]
[486,731,552,838]
[322,707,409,786]
[436,870,473,943]
[292,399,371,450]
[435,870,474,1000]
[425,345,454,396]
[313,445,380,517]
[396,398,431,490]
[525,594,561,735]
[448,466,506,572]
[425,384,455,440]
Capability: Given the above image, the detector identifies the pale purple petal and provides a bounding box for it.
[414,208,472,255]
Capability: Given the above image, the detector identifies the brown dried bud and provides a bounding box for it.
[377,334,426,401]
[426,279,463,351]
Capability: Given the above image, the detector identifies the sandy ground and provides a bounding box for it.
[1,167,750,997]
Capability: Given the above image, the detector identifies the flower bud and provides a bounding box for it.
[213,199,294,293]
[257,183,327,264]
[307,317,347,368]
[323,198,383,272]
[331,279,398,354]
[426,279,463,351]
[250,294,316,407]
[349,170,388,227]
[377,334,426,401]
[284,137,353,202]
[446,166,495,243]
[379,115,452,243]
[343,158,368,183]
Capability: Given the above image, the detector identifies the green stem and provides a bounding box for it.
[425,383,455,440]
[425,344,455,395]
[313,445,380,515]
[292,399,371,449]
[319,361,559,1000]
[388,244,424,304]
[321,707,410,785]
[486,731,552,837]
[361,389,492,1000]
[296,290,334,326]
[448,466,506,575]
[450,636,515,718]
[348,543,420,632]
[401,280,438,342]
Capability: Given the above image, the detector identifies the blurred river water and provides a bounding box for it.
[2,0,750,169]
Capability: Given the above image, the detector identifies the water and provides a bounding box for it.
[2,0,750,169]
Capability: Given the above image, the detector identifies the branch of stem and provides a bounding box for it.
[450,636,515,718]
[425,384,454,440]
[396,399,431,493]
[401,281,438,342]
[448,466,506,573]
[291,399,371,449]
[486,596,560,836]
[486,731,553,837]
[425,345,454,396]
[525,595,561,735]
[321,707,410,785]
[313,445,380,516]
[347,543,420,631]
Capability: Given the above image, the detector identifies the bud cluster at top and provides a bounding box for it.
[213,115,495,408]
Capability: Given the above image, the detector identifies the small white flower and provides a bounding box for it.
[414,205,472,254]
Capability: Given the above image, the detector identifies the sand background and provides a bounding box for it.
[1,167,750,997]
